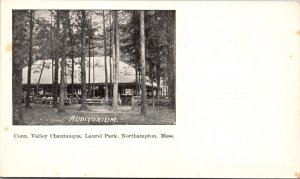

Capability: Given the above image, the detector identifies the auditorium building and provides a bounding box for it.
[22,56,164,99]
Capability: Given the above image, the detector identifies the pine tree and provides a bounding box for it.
[111,10,119,111]
[109,12,113,99]
[68,11,75,102]
[58,10,68,113]
[140,10,147,115]
[25,10,34,108]
[78,10,89,111]
[166,11,176,109]
[12,10,27,124]
[103,10,109,102]
[53,10,60,108]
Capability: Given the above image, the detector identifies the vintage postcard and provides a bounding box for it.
[12,9,176,126]
[1,0,300,178]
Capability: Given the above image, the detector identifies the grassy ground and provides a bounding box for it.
[20,103,176,125]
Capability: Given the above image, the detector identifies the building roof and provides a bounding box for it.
[22,56,157,86]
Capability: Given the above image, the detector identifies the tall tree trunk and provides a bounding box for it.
[58,10,67,113]
[78,10,89,111]
[50,11,54,86]
[173,11,176,109]
[138,68,141,95]
[25,10,34,108]
[53,10,60,108]
[166,76,168,97]
[151,64,154,107]
[12,10,26,124]
[112,10,119,111]
[88,40,91,98]
[64,50,68,98]
[140,10,147,115]
[68,11,75,102]
[71,56,74,100]
[36,59,46,94]
[166,11,176,109]
[92,42,95,100]
[153,11,161,99]
[13,56,23,124]
[156,28,161,99]
[109,12,113,99]
[163,71,166,97]
[135,67,138,95]
[103,10,108,102]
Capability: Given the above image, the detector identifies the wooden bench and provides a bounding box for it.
[131,96,171,109]
[86,98,104,105]
[34,97,53,105]
[81,98,122,106]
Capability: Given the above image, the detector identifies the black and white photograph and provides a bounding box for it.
[12,9,176,125]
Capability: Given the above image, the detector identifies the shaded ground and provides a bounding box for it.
[20,104,176,125]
